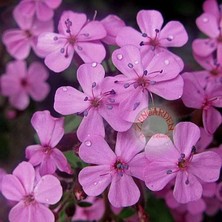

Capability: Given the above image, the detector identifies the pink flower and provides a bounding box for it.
[15,0,62,21]
[109,45,183,123]
[37,11,107,72]
[116,10,188,68]
[54,63,131,142]
[25,110,72,176]
[2,7,53,60]
[0,60,50,110]
[1,161,62,222]
[101,15,126,45]
[144,122,221,203]
[192,0,222,63]
[182,71,222,134]
[72,197,105,221]
[78,130,147,207]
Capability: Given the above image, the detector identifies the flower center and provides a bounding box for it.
[24,193,35,206]
[24,30,32,38]
[113,159,129,177]
[43,146,52,155]
[20,78,28,87]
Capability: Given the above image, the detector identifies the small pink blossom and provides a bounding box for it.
[78,130,147,207]
[192,0,222,63]
[0,60,50,110]
[25,110,72,176]
[182,71,222,134]
[2,7,53,59]
[37,11,107,72]
[54,63,131,142]
[1,161,62,222]
[116,10,188,68]
[144,122,221,203]
[101,14,126,45]
[15,0,62,21]
[109,45,183,123]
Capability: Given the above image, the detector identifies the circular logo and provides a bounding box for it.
[133,106,176,141]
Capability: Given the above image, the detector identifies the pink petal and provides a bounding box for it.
[13,7,33,29]
[202,182,217,197]
[77,63,105,96]
[36,2,53,21]
[192,38,217,57]
[118,88,148,122]
[148,75,184,100]
[159,21,188,47]
[217,43,222,64]
[144,161,176,191]
[79,135,116,165]
[27,63,50,101]
[165,191,180,209]
[101,15,126,45]
[31,18,54,36]
[39,156,57,176]
[44,0,62,9]
[9,202,29,222]
[182,72,205,109]
[187,198,206,215]
[45,47,74,72]
[15,1,35,18]
[112,45,143,78]
[10,90,30,110]
[1,175,25,201]
[58,11,87,36]
[77,109,105,142]
[189,151,221,182]
[51,148,72,174]
[75,41,106,63]
[196,13,220,38]
[1,74,20,96]
[116,26,143,47]
[78,165,112,196]
[78,21,107,41]
[137,10,163,38]
[26,145,44,166]
[173,172,202,203]
[173,122,200,156]
[203,107,222,134]
[13,161,35,194]
[146,52,181,81]
[2,30,31,60]
[145,134,179,161]
[9,202,55,222]
[203,0,220,19]
[128,152,148,180]
[115,130,145,162]
[54,86,89,115]
[34,175,62,204]
[108,174,140,207]
[196,127,213,152]
[31,110,64,147]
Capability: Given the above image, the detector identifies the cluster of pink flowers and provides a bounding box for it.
[0,0,222,221]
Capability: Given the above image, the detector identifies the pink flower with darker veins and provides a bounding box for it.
[182,71,222,134]
[116,10,188,68]
[15,0,62,21]
[0,60,50,110]
[144,122,221,203]
[2,7,53,60]
[26,110,72,176]
[109,45,183,123]
[192,0,222,63]
[1,161,62,222]
[78,130,147,207]
[37,11,107,72]
[54,63,131,142]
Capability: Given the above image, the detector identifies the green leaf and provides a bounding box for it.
[64,150,87,168]
[118,207,136,219]
[146,195,174,222]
